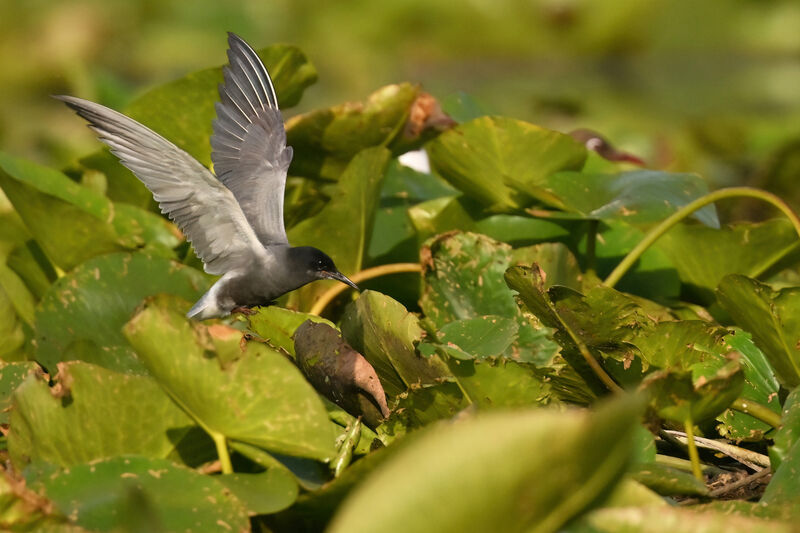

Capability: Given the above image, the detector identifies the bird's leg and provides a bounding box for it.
[231,306,257,316]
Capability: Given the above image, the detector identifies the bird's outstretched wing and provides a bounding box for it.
[210,32,293,247]
[55,95,267,275]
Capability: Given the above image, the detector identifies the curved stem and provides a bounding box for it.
[309,263,422,316]
[731,397,782,429]
[585,219,599,277]
[604,187,800,288]
[683,417,704,482]
[211,432,233,474]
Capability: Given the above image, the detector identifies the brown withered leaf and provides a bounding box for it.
[294,321,390,428]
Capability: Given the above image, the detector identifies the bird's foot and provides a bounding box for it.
[231,306,257,316]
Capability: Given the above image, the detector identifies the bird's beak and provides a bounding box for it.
[320,270,359,291]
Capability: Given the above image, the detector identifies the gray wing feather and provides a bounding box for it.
[211,32,292,247]
[55,95,267,275]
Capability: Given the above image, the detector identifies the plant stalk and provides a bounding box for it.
[310,262,422,315]
[731,397,782,429]
[604,187,800,288]
[211,432,233,474]
[683,417,704,482]
[585,219,599,277]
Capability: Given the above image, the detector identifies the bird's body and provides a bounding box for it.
[57,33,357,319]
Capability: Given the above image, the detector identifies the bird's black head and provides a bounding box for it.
[288,246,359,290]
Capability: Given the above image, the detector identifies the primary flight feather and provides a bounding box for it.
[56,32,357,319]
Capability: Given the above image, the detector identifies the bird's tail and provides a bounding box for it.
[186,284,227,320]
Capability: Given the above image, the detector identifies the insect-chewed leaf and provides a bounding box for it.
[123,294,338,461]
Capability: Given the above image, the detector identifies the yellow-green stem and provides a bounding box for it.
[585,219,599,277]
[310,263,422,316]
[211,432,233,474]
[684,417,704,482]
[604,187,800,288]
[731,397,782,429]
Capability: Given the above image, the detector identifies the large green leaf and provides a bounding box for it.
[215,470,299,516]
[341,290,451,398]
[407,194,573,247]
[640,361,744,424]
[576,505,791,533]
[0,361,39,424]
[717,274,800,388]
[445,357,551,408]
[660,219,800,304]
[420,232,559,365]
[0,152,126,270]
[378,382,469,440]
[770,386,800,470]
[0,152,180,271]
[426,116,586,210]
[29,456,249,532]
[8,361,204,468]
[759,436,800,511]
[35,253,210,375]
[329,396,642,533]
[542,170,718,227]
[286,84,417,181]
[123,295,338,461]
[505,265,651,393]
[717,329,781,441]
[287,147,390,310]
[247,306,334,358]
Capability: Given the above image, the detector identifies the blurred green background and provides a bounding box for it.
[2,0,800,208]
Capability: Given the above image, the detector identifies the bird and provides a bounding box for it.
[55,32,358,320]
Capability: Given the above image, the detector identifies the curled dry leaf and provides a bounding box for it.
[569,128,646,166]
[48,362,73,400]
[294,320,390,427]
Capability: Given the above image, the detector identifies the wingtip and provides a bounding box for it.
[227,31,245,46]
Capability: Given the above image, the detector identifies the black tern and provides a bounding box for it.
[56,32,358,319]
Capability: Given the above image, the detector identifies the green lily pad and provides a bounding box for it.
[542,170,718,227]
[286,84,417,181]
[8,361,203,468]
[770,386,800,470]
[29,456,249,532]
[378,382,468,440]
[629,463,709,497]
[247,306,334,358]
[0,152,127,270]
[578,505,791,533]
[215,470,299,516]
[35,252,209,375]
[445,357,551,408]
[640,360,744,424]
[0,152,181,271]
[717,274,800,388]
[329,396,642,533]
[341,290,451,398]
[660,219,800,304]
[426,116,586,210]
[432,315,519,360]
[421,232,559,365]
[0,284,26,360]
[123,295,338,461]
[505,265,650,393]
[287,146,390,311]
[0,361,39,424]
[717,329,780,441]
[760,436,800,510]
